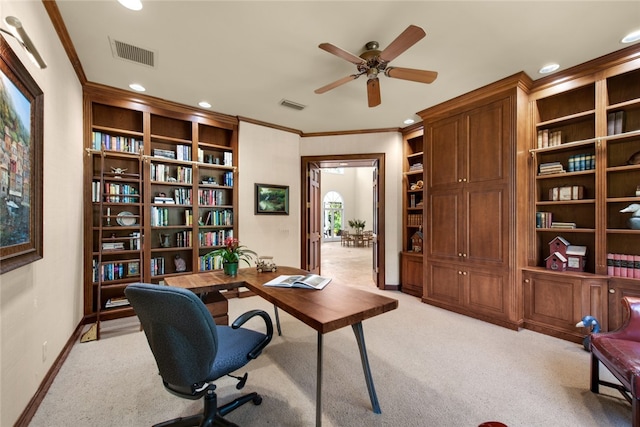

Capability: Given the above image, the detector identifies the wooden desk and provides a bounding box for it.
[165,266,398,426]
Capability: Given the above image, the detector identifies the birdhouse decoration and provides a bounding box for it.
[548,236,570,258]
[546,236,571,271]
[411,228,424,253]
[545,252,568,271]
[566,245,587,272]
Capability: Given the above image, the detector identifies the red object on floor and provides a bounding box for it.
[479,423,507,427]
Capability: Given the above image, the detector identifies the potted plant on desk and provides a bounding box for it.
[204,237,257,277]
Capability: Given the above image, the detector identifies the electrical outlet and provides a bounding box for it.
[42,341,47,362]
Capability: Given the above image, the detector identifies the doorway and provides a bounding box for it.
[301,153,386,290]
[322,190,344,242]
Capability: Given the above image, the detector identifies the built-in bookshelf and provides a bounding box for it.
[525,45,640,335]
[400,126,424,297]
[83,85,239,332]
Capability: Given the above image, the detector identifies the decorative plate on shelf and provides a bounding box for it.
[116,211,136,226]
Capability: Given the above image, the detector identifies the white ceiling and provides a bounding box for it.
[54,1,640,134]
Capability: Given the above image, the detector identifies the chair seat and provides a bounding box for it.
[210,327,266,379]
[591,334,640,395]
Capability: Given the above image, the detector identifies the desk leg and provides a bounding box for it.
[352,322,381,414]
[316,332,323,427]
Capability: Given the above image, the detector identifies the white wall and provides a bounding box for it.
[300,132,403,285]
[0,1,84,425]
[238,122,301,268]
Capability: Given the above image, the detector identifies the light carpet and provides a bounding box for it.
[29,244,631,426]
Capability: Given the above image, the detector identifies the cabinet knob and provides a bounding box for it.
[458,178,462,182]
[458,253,463,257]
[458,271,463,275]
[609,288,615,294]
[463,178,467,182]
[524,279,529,283]
[462,271,467,276]
[463,253,467,258]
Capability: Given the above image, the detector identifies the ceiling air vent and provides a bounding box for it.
[279,99,306,111]
[110,38,156,67]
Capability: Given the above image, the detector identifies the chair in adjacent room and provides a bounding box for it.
[125,282,273,427]
[590,296,640,427]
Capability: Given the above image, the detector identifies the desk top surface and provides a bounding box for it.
[165,266,398,334]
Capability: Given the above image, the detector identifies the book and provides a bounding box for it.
[264,274,332,290]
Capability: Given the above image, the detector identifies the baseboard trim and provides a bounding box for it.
[14,321,85,427]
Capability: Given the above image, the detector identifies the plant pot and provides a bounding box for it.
[223,262,239,277]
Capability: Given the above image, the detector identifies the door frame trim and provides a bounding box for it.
[301,153,386,290]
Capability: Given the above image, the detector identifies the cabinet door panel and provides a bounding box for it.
[466,186,507,265]
[426,262,463,305]
[428,116,461,188]
[401,253,423,297]
[524,273,579,328]
[465,98,509,185]
[428,191,461,260]
[466,268,508,317]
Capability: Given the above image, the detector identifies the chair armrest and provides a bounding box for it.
[232,309,274,359]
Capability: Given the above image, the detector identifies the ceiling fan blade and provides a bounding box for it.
[318,43,366,66]
[385,67,438,84]
[378,25,426,63]
[314,74,360,94]
[367,78,381,107]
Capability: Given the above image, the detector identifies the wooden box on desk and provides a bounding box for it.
[202,290,229,325]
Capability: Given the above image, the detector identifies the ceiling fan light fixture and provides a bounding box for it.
[621,29,640,44]
[539,63,560,74]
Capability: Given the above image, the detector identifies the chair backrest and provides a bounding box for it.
[124,283,219,391]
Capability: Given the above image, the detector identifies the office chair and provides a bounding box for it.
[124,283,273,427]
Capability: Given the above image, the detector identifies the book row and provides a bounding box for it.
[199,229,234,248]
[150,163,193,183]
[407,213,423,227]
[607,253,640,278]
[198,189,229,206]
[201,209,233,226]
[536,213,577,229]
[92,131,143,153]
[607,111,625,136]
[92,181,140,203]
[92,259,140,283]
[536,129,563,148]
[150,207,193,227]
[567,153,595,172]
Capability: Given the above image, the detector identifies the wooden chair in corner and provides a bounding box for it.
[590,296,640,427]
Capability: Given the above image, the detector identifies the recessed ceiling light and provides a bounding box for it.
[622,30,640,44]
[118,0,143,11]
[403,118,415,125]
[129,83,146,92]
[199,101,212,109]
[539,63,560,74]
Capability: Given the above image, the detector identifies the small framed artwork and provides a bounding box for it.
[0,37,44,274]
[255,183,289,215]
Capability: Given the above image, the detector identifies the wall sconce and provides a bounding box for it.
[0,16,46,69]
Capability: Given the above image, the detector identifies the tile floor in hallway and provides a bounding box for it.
[320,241,375,289]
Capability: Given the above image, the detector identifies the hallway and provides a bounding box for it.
[320,241,375,289]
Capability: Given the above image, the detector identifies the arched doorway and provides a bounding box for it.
[323,191,344,242]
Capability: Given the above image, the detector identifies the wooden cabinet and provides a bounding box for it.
[419,73,531,329]
[522,268,608,343]
[400,126,424,297]
[400,252,423,297]
[526,45,640,336]
[83,84,238,331]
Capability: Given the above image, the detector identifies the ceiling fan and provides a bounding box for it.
[314,25,438,108]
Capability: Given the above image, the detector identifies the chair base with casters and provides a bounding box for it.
[590,296,640,427]
[124,283,273,427]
